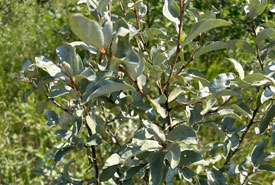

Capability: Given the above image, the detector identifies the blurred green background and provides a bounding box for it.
[0,0,273,184]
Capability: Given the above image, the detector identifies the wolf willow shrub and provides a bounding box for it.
[19,0,275,184]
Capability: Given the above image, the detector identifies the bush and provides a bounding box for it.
[0,0,76,184]
[19,0,275,184]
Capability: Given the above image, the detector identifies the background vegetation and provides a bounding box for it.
[0,0,274,184]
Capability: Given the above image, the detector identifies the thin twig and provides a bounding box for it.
[119,2,126,16]
[163,0,185,131]
[133,7,147,51]
[71,77,100,184]
[223,107,260,166]
[118,66,146,96]
[177,32,205,74]
[241,170,253,185]
[164,0,185,93]
[48,97,72,115]
[71,76,82,99]
[204,96,233,115]
[101,106,121,147]
[251,18,264,71]
[157,79,164,95]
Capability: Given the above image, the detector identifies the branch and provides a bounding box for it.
[163,0,186,131]
[48,97,72,115]
[177,32,205,74]
[164,0,185,93]
[119,2,126,16]
[133,7,147,51]
[118,66,146,96]
[102,106,121,147]
[251,18,264,71]
[241,170,253,185]
[71,76,82,99]
[91,146,99,184]
[223,106,260,166]
[71,77,100,184]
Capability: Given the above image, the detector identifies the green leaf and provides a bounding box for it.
[189,104,203,124]
[124,164,146,180]
[244,0,267,18]
[209,73,235,95]
[227,163,237,177]
[265,21,275,30]
[231,133,239,151]
[165,168,177,185]
[86,134,102,146]
[179,150,203,166]
[70,41,97,54]
[182,19,232,46]
[69,13,104,50]
[145,28,166,42]
[181,167,196,182]
[55,146,76,163]
[56,43,84,75]
[259,164,275,172]
[54,129,73,142]
[149,149,165,185]
[261,87,274,104]
[148,94,167,118]
[255,28,275,45]
[207,170,226,185]
[168,88,185,103]
[206,109,241,120]
[104,153,121,167]
[258,104,275,133]
[140,140,162,151]
[36,101,48,114]
[251,140,269,165]
[169,144,181,169]
[98,0,111,15]
[162,0,180,31]
[201,98,217,115]
[49,86,72,98]
[45,110,59,126]
[231,101,253,119]
[82,82,135,104]
[226,58,245,80]
[63,160,76,181]
[242,73,272,86]
[32,56,65,78]
[146,123,166,144]
[167,125,198,144]
[195,41,228,58]
[86,115,107,137]
[103,21,113,49]
[100,165,118,182]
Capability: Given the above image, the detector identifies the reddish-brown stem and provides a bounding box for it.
[157,79,164,95]
[177,32,205,74]
[70,77,99,183]
[163,0,186,131]
[164,1,185,93]
[118,66,146,96]
[133,8,147,51]
[119,2,126,16]
[71,76,82,99]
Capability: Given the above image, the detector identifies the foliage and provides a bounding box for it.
[0,0,77,184]
[18,0,275,184]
